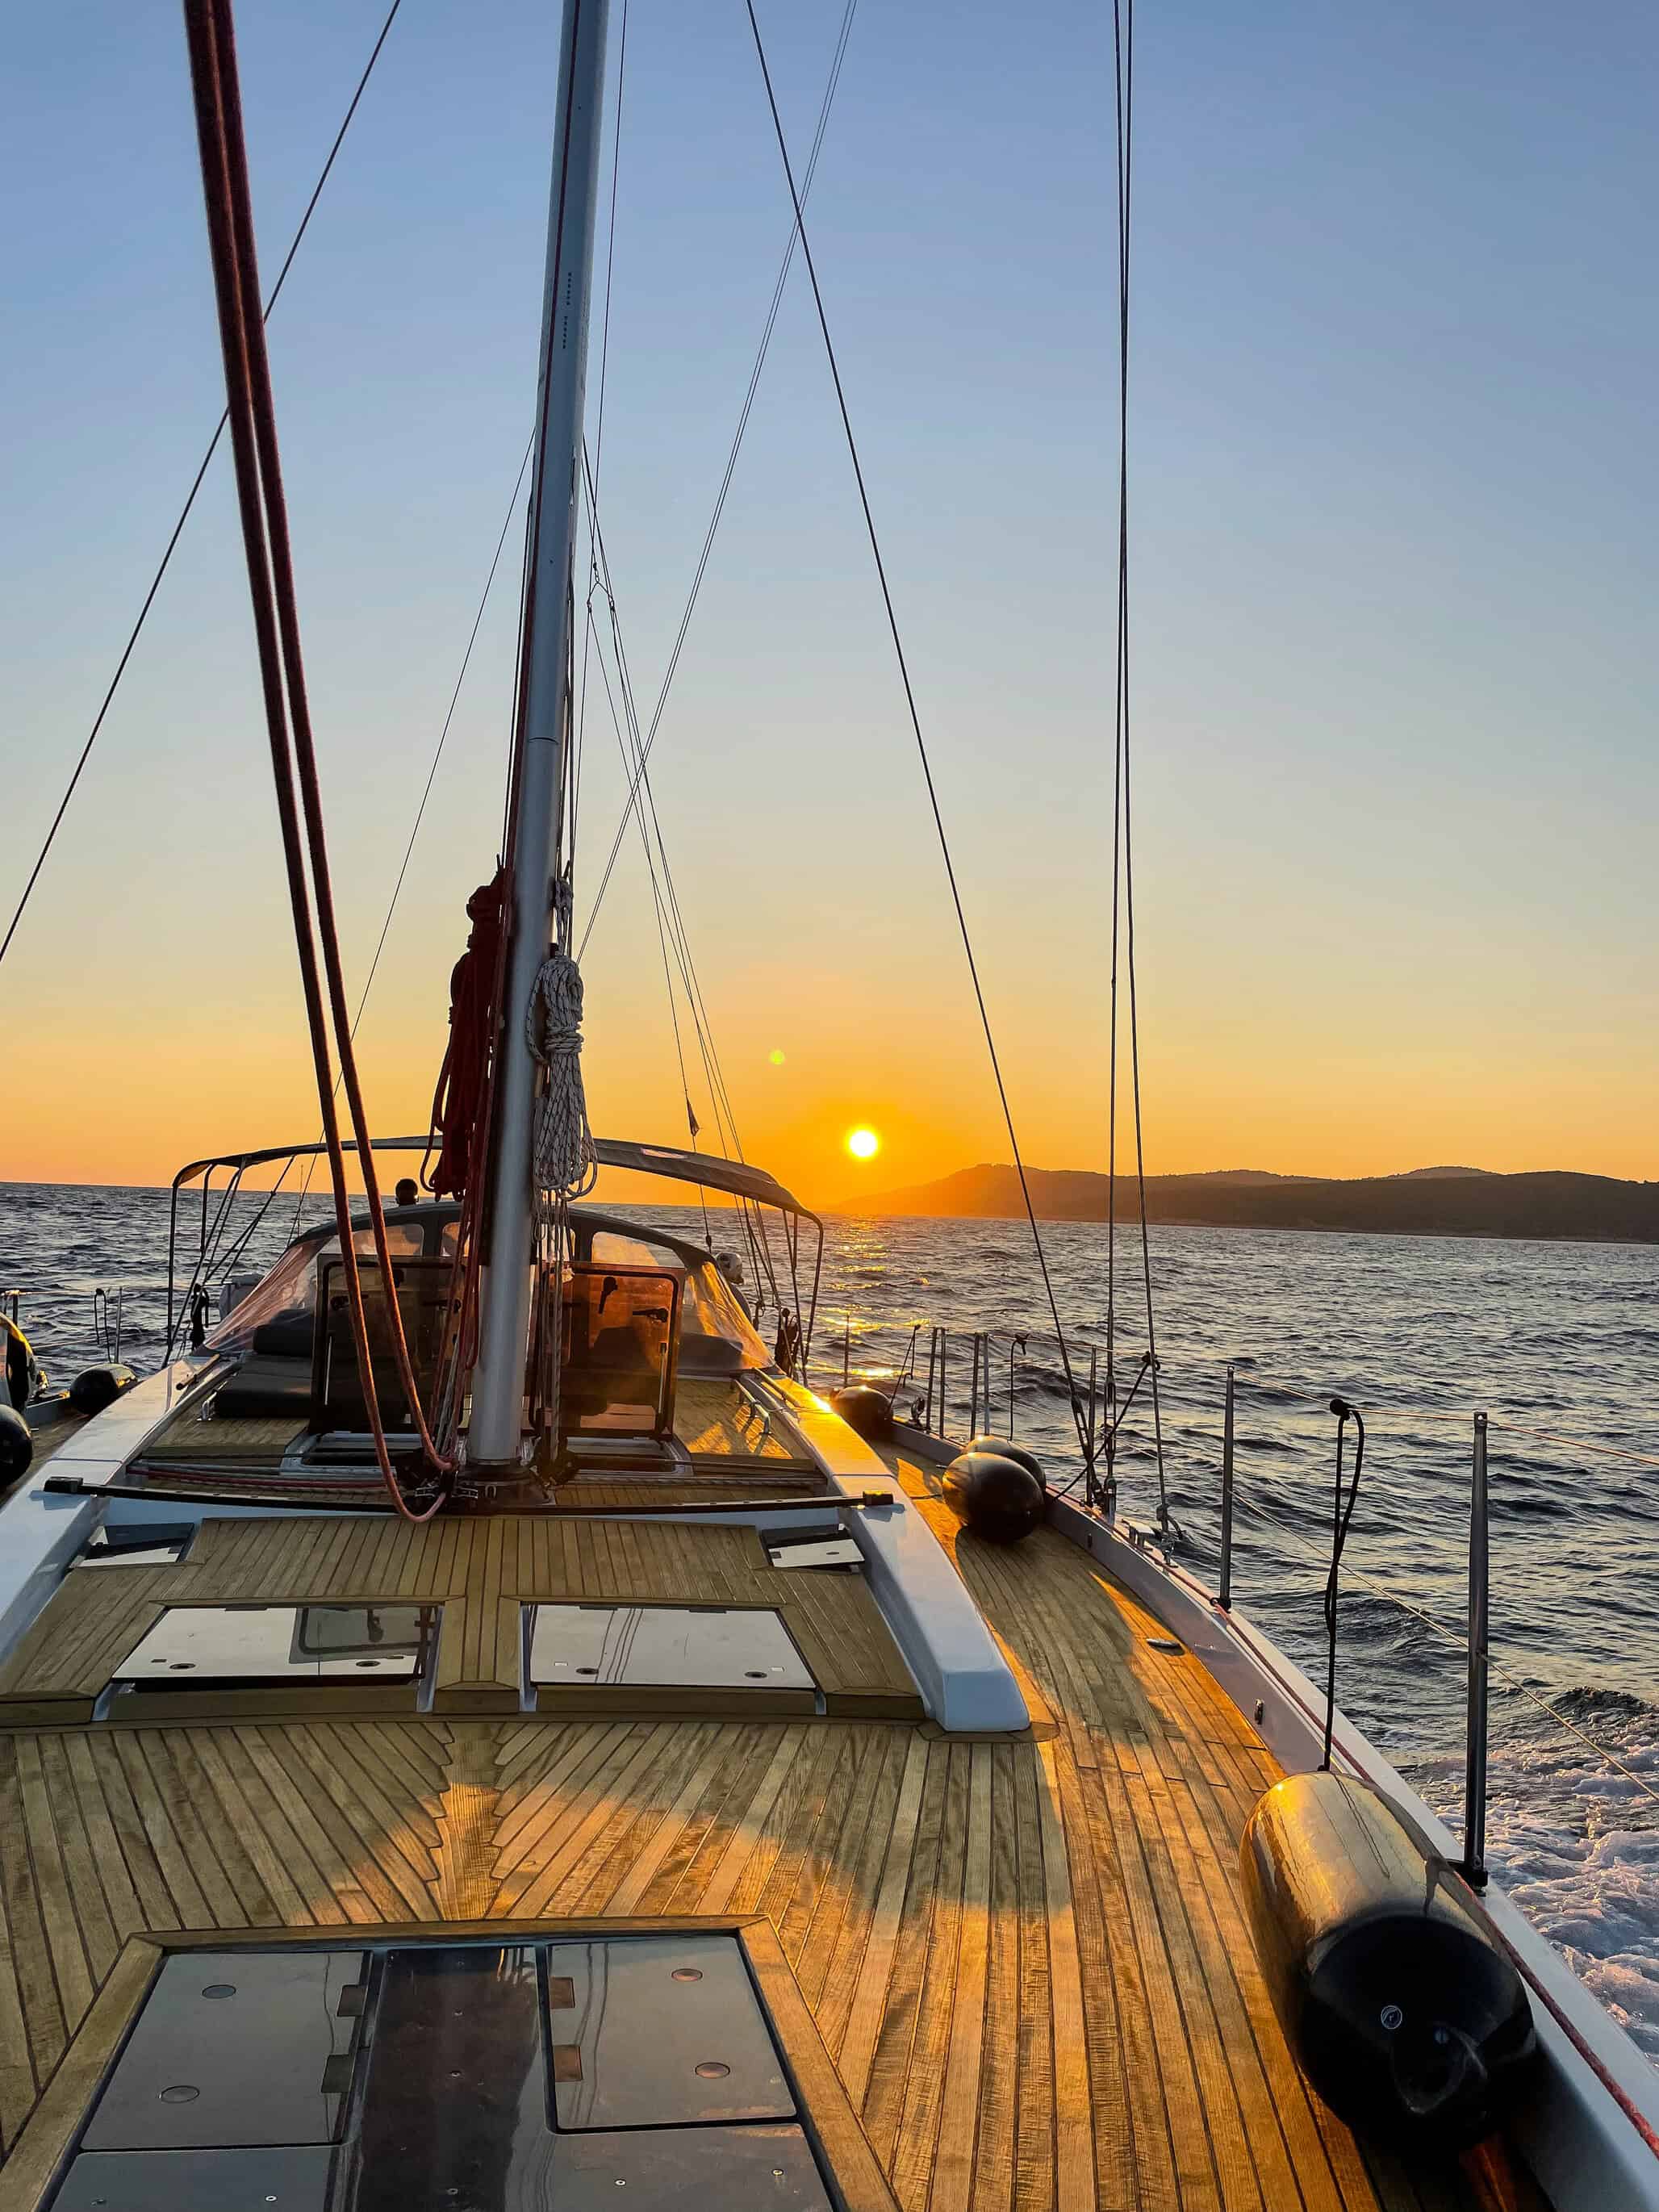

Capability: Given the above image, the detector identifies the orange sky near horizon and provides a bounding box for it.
[9,943,1659,1204]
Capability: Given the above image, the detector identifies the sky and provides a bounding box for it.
[5,0,1659,1205]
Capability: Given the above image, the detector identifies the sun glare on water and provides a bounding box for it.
[846,1127,880,1160]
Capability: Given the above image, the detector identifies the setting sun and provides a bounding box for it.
[846,1127,880,1160]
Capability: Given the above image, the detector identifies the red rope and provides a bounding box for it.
[184,0,451,1520]
[421,866,511,1436]
[428,871,507,1202]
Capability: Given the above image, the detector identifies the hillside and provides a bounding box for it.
[831,1164,1659,1244]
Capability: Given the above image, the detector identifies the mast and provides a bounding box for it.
[469,0,610,1464]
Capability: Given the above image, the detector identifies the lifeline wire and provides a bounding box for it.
[741,0,1093,1464]
[1233,1478,1659,1814]
[0,0,404,973]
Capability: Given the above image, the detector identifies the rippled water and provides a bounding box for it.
[5,1181,1657,2056]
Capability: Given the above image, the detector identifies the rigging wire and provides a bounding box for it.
[0,0,405,975]
[579,459,760,1268]
[1101,0,1167,1525]
[568,25,716,1176]
[184,0,449,1519]
[286,433,535,1241]
[579,454,747,1171]
[589,0,629,504]
[1103,0,1126,1489]
[571,0,630,856]
[581,498,787,1309]
[586,603,715,1250]
[353,440,536,1068]
[1112,0,1169,1524]
[577,0,858,957]
[740,0,1092,1463]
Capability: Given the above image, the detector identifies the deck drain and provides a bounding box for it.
[695,2062,730,2080]
[1147,1637,1184,1655]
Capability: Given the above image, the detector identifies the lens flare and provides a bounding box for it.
[846,1127,880,1160]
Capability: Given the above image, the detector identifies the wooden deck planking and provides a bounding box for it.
[0,1515,920,1725]
[0,1703,1489,2212]
[674,1376,803,1461]
[0,1462,1498,2210]
[883,1444,1489,2212]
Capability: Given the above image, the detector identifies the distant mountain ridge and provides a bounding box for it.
[830,1163,1658,1243]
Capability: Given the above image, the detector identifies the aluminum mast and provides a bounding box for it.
[468,0,610,1464]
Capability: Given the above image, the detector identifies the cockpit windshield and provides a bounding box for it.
[588,1230,770,1372]
[208,1211,770,1374]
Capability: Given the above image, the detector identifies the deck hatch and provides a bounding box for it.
[529,1602,815,1692]
[545,1934,795,2129]
[81,1950,363,2150]
[48,1937,836,2212]
[52,2144,336,2211]
[74,1524,194,1570]
[765,1528,862,1570]
[111,1603,435,1687]
[539,2124,829,2206]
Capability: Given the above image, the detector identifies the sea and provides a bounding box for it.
[5,1178,1657,2061]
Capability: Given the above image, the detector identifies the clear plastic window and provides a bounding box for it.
[207,1227,423,1353]
[587,1235,768,1372]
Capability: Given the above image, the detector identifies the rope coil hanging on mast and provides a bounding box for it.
[527,876,598,1208]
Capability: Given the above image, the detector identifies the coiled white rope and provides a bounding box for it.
[527,933,598,1208]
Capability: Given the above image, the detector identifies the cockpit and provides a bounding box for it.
[206,1202,771,1431]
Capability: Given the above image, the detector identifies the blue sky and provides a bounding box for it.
[5,1,1658,1192]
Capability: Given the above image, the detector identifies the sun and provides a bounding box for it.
[846,1127,880,1161]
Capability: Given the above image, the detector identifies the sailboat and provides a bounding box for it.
[2,2,1657,2207]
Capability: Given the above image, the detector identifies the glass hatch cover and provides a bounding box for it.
[528,1604,814,1692]
[111,1604,436,1687]
[51,1937,833,2212]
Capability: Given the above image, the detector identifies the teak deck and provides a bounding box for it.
[0,1515,921,1729]
[0,1482,1500,2210]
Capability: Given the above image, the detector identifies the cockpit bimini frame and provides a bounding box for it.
[165,1136,826,1393]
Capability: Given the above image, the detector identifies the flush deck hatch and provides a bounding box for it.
[528,1603,814,1692]
[81,1951,363,2151]
[111,1604,432,1687]
[52,1936,837,2212]
[545,1934,795,2130]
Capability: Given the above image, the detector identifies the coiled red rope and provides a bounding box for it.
[183,0,452,1520]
